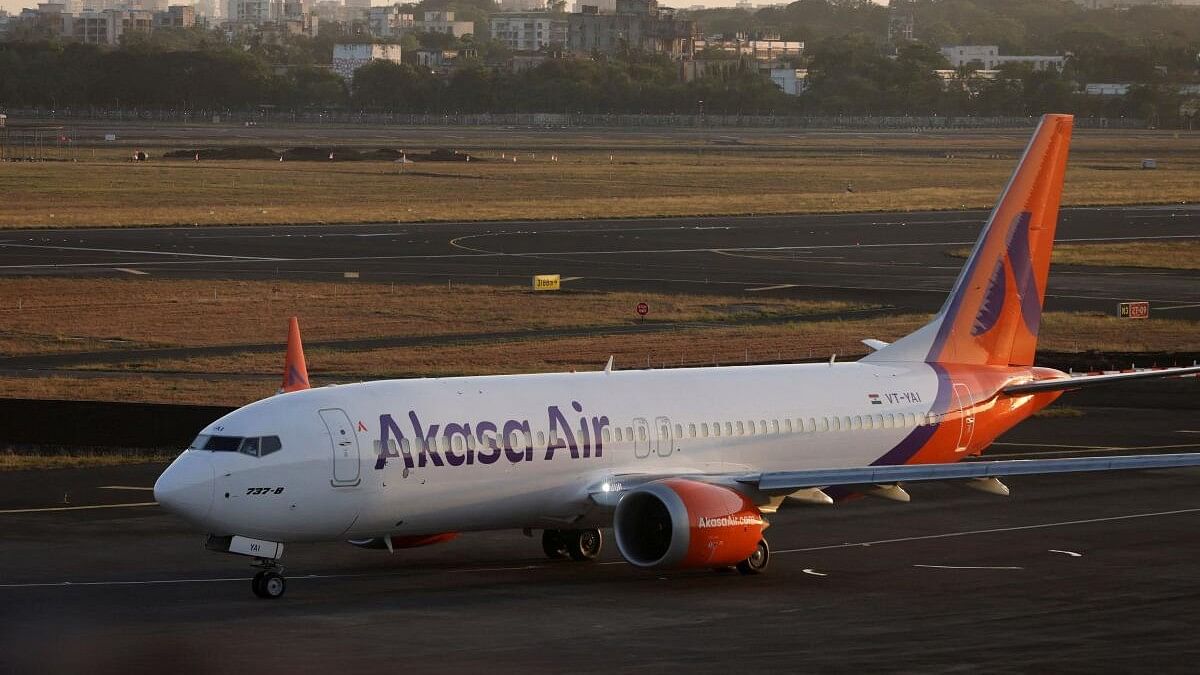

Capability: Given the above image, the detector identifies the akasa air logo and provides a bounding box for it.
[374,401,610,470]
[697,515,763,529]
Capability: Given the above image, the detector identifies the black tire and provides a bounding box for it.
[566,528,603,562]
[736,539,770,576]
[253,570,287,599]
[542,529,568,559]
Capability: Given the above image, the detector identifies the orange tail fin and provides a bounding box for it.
[280,316,311,393]
[865,114,1074,367]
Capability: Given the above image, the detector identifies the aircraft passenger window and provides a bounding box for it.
[400,438,411,454]
[831,417,840,432]
[453,436,464,453]
[843,416,853,431]
[626,426,634,441]
[188,434,210,450]
[204,435,243,452]
[784,419,793,433]
[615,428,623,442]
[537,431,546,447]
[746,420,755,435]
[879,414,889,429]
[239,437,260,456]
[772,420,780,433]
[603,428,612,443]
[660,425,669,440]
[688,423,696,438]
[759,420,768,434]
[701,423,709,438]
[809,417,818,432]
[674,424,683,438]
[853,416,863,430]
[863,416,873,430]
[724,422,733,436]
[737,421,745,435]
[713,423,722,438]
[638,427,647,442]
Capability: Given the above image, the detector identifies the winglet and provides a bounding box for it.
[280,316,311,393]
[604,355,614,373]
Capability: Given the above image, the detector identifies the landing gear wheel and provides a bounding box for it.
[736,538,770,576]
[542,529,569,559]
[566,528,603,562]
[252,570,287,599]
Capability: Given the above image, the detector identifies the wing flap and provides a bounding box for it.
[1003,365,1200,395]
[756,453,1200,492]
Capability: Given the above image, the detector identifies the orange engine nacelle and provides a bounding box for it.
[348,533,459,550]
[613,478,765,569]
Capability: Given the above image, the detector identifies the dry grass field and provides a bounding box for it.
[0,277,864,355]
[3,129,1200,227]
[1,309,1192,407]
[0,448,173,470]
[949,240,1200,269]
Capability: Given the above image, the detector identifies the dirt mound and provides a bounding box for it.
[162,146,279,160]
[281,147,368,161]
[412,148,478,162]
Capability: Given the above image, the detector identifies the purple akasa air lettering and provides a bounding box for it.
[374,401,611,470]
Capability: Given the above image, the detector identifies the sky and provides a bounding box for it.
[0,0,796,17]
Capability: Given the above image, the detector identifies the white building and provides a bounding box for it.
[332,42,402,80]
[940,45,1065,72]
[499,0,546,10]
[227,0,269,24]
[67,8,153,44]
[490,12,567,51]
[573,0,615,13]
[769,68,807,95]
[414,10,473,38]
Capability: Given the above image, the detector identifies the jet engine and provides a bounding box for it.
[348,533,459,550]
[613,478,766,570]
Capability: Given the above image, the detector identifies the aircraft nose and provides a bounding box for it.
[154,451,214,524]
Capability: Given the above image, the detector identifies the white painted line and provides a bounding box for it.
[0,502,157,514]
[98,486,155,491]
[801,568,828,577]
[745,284,799,292]
[913,564,1023,570]
[1049,550,1083,557]
[560,276,584,282]
[1155,303,1200,311]
[0,243,286,262]
[774,507,1200,554]
[113,267,148,275]
[1177,431,1200,435]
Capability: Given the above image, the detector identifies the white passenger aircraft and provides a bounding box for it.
[155,114,1200,599]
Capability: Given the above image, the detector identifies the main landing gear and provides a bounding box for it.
[251,559,287,599]
[736,538,770,575]
[542,528,603,561]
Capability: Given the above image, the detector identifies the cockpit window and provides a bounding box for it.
[238,437,260,457]
[188,434,210,450]
[204,435,244,452]
[260,436,283,456]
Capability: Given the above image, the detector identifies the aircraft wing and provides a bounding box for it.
[749,452,1200,493]
[1002,365,1200,395]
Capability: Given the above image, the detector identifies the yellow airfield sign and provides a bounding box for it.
[533,274,561,291]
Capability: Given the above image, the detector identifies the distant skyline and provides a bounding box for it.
[0,0,807,17]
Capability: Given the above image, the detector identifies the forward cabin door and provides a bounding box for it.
[320,408,361,486]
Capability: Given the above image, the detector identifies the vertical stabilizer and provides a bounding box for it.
[280,316,311,393]
[864,114,1073,366]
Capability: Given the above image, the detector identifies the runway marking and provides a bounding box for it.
[801,568,828,577]
[745,284,799,292]
[0,243,287,262]
[1156,303,1200,311]
[114,268,148,275]
[913,564,1023,571]
[0,502,157,514]
[774,507,1200,554]
[99,486,155,491]
[0,577,248,589]
[560,276,584,282]
[1049,550,1083,557]
[1178,431,1200,435]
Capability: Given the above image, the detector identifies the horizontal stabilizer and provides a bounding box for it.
[1002,365,1200,395]
[754,452,1200,493]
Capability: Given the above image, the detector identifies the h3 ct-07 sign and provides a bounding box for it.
[1118,301,1150,319]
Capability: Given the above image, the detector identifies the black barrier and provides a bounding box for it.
[0,399,235,449]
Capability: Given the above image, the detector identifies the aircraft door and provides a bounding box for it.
[654,416,674,457]
[320,408,361,486]
[952,383,976,453]
[632,417,650,458]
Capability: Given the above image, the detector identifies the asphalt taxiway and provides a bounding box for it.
[1,205,1198,319]
[2,407,1199,673]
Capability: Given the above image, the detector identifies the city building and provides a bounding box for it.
[769,67,806,95]
[939,45,1065,72]
[331,42,402,79]
[568,0,696,59]
[227,0,269,25]
[153,4,194,28]
[414,10,473,38]
[65,7,153,44]
[573,0,615,12]
[693,35,802,61]
[490,12,567,51]
[367,5,413,38]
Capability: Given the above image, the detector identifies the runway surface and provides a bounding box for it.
[3,408,1200,673]
[2,205,1198,319]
